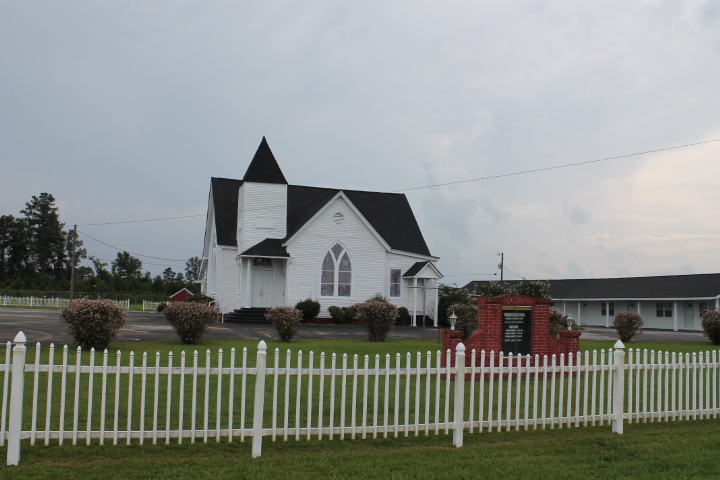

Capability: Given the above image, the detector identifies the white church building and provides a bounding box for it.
[198,138,442,324]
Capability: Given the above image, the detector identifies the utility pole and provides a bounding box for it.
[70,225,77,300]
[498,252,504,282]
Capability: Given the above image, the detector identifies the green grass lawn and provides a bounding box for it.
[2,418,720,479]
[3,338,720,477]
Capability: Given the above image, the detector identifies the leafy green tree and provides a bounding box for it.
[21,193,66,277]
[438,283,476,327]
[185,256,201,282]
[0,215,32,281]
[111,251,142,278]
[162,267,177,282]
[75,265,95,281]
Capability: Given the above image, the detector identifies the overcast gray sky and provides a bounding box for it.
[2,1,720,286]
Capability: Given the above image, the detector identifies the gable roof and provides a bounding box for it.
[242,137,288,184]
[464,273,720,299]
[403,261,443,278]
[210,177,242,247]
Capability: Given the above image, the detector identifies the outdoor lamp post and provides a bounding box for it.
[449,313,457,331]
[566,315,574,330]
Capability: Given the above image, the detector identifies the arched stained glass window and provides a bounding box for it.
[320,243,352,297]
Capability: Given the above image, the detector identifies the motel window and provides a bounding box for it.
[656,302,673,318]
[601,302,614,316]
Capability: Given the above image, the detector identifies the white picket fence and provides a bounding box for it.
[1,296,130,310]
[142,300,164,312]
[2,331,719,466]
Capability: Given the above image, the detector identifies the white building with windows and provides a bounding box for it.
[465,274,720,331]
[199,138,442,324]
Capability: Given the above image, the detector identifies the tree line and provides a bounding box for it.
[0,193,201,297]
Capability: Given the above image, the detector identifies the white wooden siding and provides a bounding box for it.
[239,183,287,250]
[286,197,386,315]
[237,184,245,250]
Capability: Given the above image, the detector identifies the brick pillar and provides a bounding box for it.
[558,329,582,356]
[441,330,464,367]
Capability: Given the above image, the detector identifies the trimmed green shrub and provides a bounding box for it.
[701,309,720,345]
[295,298,321,323]
[367,293,390,303]
[613,311,644,343]
[266,306,303,342]
[477,281,507,298]
[163,301,219,344]
[447,303,478,339]
[512,281,550,299]
[396,306,411,326]
[351,301,399,342]
[438,284,476,326]
[328,305,355,325]
[61,298,127,350]
[182,293,214,305]
[549,307,569,339]
[156,302,168,312]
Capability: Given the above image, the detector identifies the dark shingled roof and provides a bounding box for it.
[240,238,290,258]
[210,177,242,247]
[463,273,720,299]
[242,137,288,185]
[403,261,443,278]
[209,138,433,257]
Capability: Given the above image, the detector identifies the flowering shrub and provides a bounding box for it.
[295,298,321,323]
[163,301,219,344]
[613,311,644,343]
[328,305,355,325]
[183,293,214,305]
[351,301,399,342]
[701,309,720,345]
[60,298,127,350]
[513,281,550,299]
[266,306,303,342]
[447,303,478,339]
[549,307,570,339]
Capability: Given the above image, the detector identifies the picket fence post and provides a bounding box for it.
[252,340,268,458]
[7,331,27,466]
[612,340,626,434]
[453,343,466,447]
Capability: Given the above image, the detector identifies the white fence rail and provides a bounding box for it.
[1,297,130,310]
[142,300,164,312]
[2,332,720,466]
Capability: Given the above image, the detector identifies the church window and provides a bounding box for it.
[321,243,352,297]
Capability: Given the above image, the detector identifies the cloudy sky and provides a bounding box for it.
[2,1,720,286]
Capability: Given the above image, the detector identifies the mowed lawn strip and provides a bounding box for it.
[1,418,720,479]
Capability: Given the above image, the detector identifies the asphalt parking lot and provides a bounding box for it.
[0,307,710,346]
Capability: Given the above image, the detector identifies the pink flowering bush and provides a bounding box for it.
[701,309,720,345]
[549,307,570,339]
[613,311,644,343]
[266,306,303,342]
[447,303,478,339]
[163,301,219,344]
[351,301,399,342]
[60,298,127,350]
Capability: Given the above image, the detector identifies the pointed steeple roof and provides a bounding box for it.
[242,137,288,184]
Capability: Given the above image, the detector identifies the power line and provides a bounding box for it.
[67,137,720,227]
[395,137,720,192]
[78,231,186,262]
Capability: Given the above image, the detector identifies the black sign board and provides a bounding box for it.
[502,309,532,355]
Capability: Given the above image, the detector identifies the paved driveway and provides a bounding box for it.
[0,308,441,346]
[0,308,711,347]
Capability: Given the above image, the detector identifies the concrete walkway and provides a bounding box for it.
[0,308,712,346]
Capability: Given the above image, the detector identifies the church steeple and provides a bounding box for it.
[242,137,288,184]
